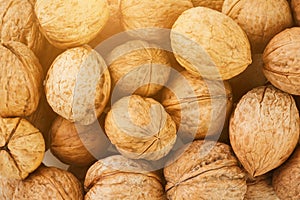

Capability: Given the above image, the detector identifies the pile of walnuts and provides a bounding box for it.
[0,0,299,199]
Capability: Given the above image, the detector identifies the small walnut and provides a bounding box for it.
[45,45,111,125]
[230,85,299,177]
[84,155,166,200]
[164,140,247,199]
[0,41,43,117]
[292,0,300,26]
[263,27,300,95]
[0,117,45,180]
[191,0,224,11]
[105,95,177,160]
[273,146,300,200]
[171,7,252,80]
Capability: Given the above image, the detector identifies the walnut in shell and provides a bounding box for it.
[171,7,252,80]
[45,45,111,125]
[0,117,45,180]
[292,0,300,26]
[105,95,177,160]
[35,0,109,49]
[0,41,43,117]
[164,140,247,199]
[84,155,166,200]
[191,0,224,11]
[222,0,293,53]
[0,178,20,200]
[263,27,300,95]
[230,85,300,177]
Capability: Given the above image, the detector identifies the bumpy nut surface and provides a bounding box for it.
[105,95,177,160]
[191,0,224,11]
[222,0,293,53]
[50,116,110,166]
[263,27,300,95]
[106,40,171,97]
[164,140,247,200]
[292,0,300,26]
[230,85,300,177]
[84,155,166,200]
[171,7,252,80]
[35,0,109,49]
[161,71,232,140]
[273,146,300,200]
[0,178,20,200]
[0,117,45,180]
[45,45,111,125]
[0,41,43,117]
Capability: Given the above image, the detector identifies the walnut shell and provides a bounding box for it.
[191,0,224,11]
[273,146,300,200]
[106,40,171,98]
[222,0,293,53]
[263,27,300,95]
[0,41,43,117]
[161,71,232,140]
[84,155,166,200]
[45,45,111,125]
[292,0,300,26]
[164,140,247,199]
[50,116,110,166]
[35,0,109,49]
[105,95,177,160]
[171,7,252,80]
[0,118,45,180]
[229,85,300,177]
[0,178,20,200]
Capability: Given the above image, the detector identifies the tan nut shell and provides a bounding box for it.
[191,0,224,11]
[45,45,111,125]
[0,178,20,200]
[161,71,232,140]
[105,95,177,160]
[0,41,43,117]
[106,40,171,97]
[0,118,45,180]
[230,85,300,177]
[292,0,300,26]
[222,0,293,53]
[35,0,109,49]
[84,155,166,200]
[171,7,252,80]
[263,27,300,95]
[164,140,247,200]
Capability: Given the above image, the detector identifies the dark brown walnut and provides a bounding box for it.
[0,178,20,200]
[84,155,166,200]
[164,140,247,200]
[0,117,45,180]
[263,27,300,95]
[273,146,300,200]
[230,85,299,177]
[0,41,43,117]
[292,0,300,26]
[50,116,110,167]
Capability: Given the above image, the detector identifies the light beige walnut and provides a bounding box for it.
[105,95,177,160]
[161,71,232,140]
[84,155,166,200]
[0,178,20,200]
[171,7,252,80]
[263,27,300,95]
[164,140,247,200]
[0,118,45,180]
[292,0,300,25]
[230,85,300,177]
[35,0,109,49]
[222,0,293,53]
[0,41,43,117]
[45,45,111,125]
[191,0,224,11]
[106,40,171,97]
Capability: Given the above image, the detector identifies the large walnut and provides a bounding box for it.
[292,0,300,26]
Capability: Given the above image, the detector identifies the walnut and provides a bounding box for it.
[171,7,252,80]
[84,155,166,200]
[273,146,300,200]
[106,40,171,98]
[229,85,299,177]
[161,71,232,140]
[105,95,177,160]
[222,0,293,53]
[292,0,300,26]
[0,41,43,117]
[0,117,45,180]
[263,27,300,95]
[35,0,109,49]
[45,45,111,125]
[0,178,20,200]
[191,0,224,11]
[164,140,247,199]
